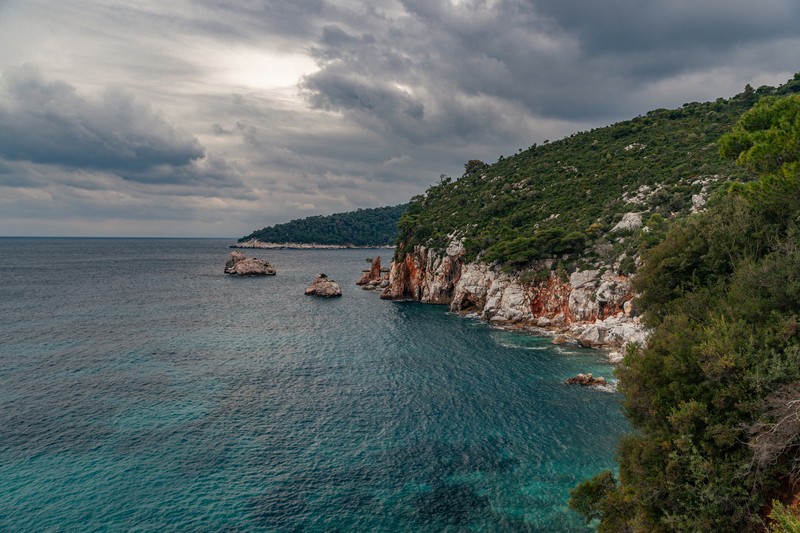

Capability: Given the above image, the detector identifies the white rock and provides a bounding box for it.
[691,193,707,213]
[578,326,605,347]
[611,212,643,233]
[570,270,598,289]
[446,237,466,257]
[623,300,634,317]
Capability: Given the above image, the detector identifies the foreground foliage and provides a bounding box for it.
[768,500,800,533]
[240,204,408,246]
[571,92,800,532]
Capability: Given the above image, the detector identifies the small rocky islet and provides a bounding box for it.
[304,273,342,297]
[224,251,276,276]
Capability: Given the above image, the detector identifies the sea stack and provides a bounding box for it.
[356,256,383,285]
[224,250,276,276]
[305,273,342,297]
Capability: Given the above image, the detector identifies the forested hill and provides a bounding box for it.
[239,204,408,246]
[396,75,800,272]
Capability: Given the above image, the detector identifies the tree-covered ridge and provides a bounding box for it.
[396,74,800,272]
[240,204,408,246]
[570,93,800,532]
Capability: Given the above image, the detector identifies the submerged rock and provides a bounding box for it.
[565,373,607,387]
[224,250,276,276]
[552,335,570,345]
[305,273,342,298]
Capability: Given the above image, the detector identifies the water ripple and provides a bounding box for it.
[0,238,627,531]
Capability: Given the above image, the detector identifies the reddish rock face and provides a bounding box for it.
[381,253,425,300]
[383,246,633,318]
[528,277,572,322]
[379,245,643,349]
[527,274,633,325]
[379,248,462,302]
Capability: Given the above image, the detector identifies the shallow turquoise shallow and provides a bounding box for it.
[0,238,628,531]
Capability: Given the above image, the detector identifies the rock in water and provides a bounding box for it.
[224,250,276,276]
[305,273,342,297]
[552,335,570,345]
[565,373,608,387]
[356,256,382,285]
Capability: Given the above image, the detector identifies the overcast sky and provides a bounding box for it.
[0,0,797,237]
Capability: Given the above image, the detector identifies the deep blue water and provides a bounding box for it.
[0,238,628,531]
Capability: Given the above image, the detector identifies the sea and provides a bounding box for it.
[0,238,628,532]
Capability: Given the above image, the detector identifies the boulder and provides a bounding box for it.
[305,273,342,297]
[224,250,276,276]
[577,325,605,348]
[565,373,608,387]
[623,299,634,317]
[610,212,643,233]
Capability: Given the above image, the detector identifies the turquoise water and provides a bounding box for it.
[0,238,627,531]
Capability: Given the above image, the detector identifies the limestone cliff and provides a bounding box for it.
[381,242,647,351]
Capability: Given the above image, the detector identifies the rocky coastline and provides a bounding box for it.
[380,239,649,354]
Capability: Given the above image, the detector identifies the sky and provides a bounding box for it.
[0,0,798,237]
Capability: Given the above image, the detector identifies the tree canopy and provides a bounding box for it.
[239,204,407,246]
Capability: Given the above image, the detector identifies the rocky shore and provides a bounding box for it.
[380,239,649,353]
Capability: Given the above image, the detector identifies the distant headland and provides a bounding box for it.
[230,239,394,250]
[237,204,406,248]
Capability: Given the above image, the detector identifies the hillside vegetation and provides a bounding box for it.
[240,204,407,246]
[570,91,800,532]
[396,75,800,274]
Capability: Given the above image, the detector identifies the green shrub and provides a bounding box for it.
[577,90,800,532]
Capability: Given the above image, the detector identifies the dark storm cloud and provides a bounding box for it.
[0,0,796,237]
[535,0,800,55]
[0,64,205,180]
[302,70,426,137]
[299,0,800,130]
